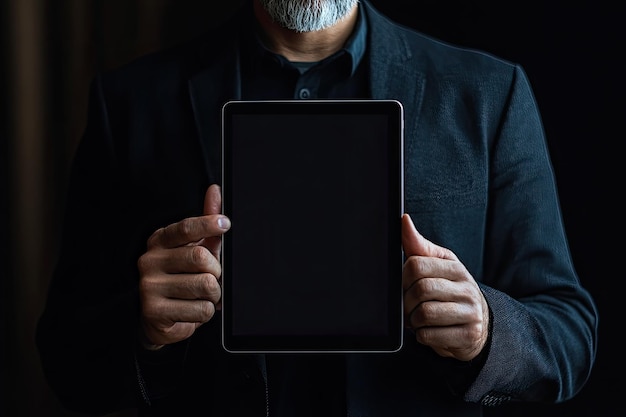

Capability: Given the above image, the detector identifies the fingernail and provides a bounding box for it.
[217,216,231,230]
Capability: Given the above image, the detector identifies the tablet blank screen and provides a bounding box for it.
[221,100,403,352]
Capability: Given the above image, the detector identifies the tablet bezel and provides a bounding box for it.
[221,99,404,353]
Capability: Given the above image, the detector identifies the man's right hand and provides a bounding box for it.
[137,184,229,348]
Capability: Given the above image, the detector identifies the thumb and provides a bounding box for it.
[401,213,458,261]
[204,184,222,215]
[201,184,224,260]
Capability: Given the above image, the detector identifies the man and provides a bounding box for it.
[36,0,598,416]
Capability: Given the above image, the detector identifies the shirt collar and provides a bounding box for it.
[244,2,368,77]
[342,2,368,76]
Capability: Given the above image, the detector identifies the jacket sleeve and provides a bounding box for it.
[35,74,190,415]
[464,65,598,406]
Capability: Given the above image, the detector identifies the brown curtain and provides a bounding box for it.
[1,1,241,416]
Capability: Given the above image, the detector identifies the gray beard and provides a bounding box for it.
[258,0,359,33]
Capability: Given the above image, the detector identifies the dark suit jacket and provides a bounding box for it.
[37,1,598,416]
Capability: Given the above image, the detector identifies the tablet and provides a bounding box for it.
[221,99,404,353]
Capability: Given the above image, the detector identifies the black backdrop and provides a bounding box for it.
[1,0,621,416]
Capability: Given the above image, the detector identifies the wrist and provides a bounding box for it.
[138,327,165,351]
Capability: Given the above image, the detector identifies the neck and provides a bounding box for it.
[252,0,359,62]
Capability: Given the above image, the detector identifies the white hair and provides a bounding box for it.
[258,0,359,33]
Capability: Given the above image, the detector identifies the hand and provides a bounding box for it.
[401,214,489,361]
[137,184,230,348]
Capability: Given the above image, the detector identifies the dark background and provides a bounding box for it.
[1,0,621,416]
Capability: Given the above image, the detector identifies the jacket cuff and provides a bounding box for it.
[442,306,493,396]
[134,337,190,404]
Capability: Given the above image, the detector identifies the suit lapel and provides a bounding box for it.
[365,1,426,166]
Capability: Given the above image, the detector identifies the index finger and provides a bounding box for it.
[148,215,231,249]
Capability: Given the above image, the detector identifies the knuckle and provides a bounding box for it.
[138,274,158,296]
[198,301,215,322]
[450,262,467,278]
[178,218,195,240]
[406,256,426,274]
[404,256,418,270]
[212,262,222,279]
[414,327,433,345]
[205,274,221,294]
[419,257,436,273]
[160,325,178,339]
[471,307,484,323]
[468,311,486,334]
[412,278,429,294]
[407,278,430,299]
[414,302,436,323]
[146,227,165,248]
[189,245,211,266]
[195,274,211,294]
[420,278,444,296]
[466,323,482,342]
[137,254,154,274]
[196,274,221,299]
[140,296,162,319]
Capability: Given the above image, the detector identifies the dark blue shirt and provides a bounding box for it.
[240,2,369,101]
[238,4,370,416]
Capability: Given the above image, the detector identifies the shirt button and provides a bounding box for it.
[298,88,311,99]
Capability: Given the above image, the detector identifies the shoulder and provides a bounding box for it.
[363,1,519,81]
[96,13,241,95]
